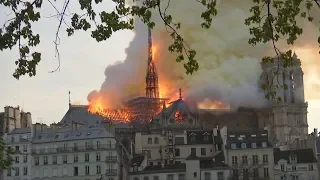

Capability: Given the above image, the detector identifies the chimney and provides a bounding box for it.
[314,128,318,137]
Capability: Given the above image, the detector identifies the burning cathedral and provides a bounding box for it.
[60,27,308,148]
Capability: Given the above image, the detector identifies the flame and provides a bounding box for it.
[152,45,157,59]
[197,98,231,110]
[88,97,132,123]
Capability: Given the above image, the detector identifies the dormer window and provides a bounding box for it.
[290,155,297,164]
[204,135,209,142]
[231,143,236,149]
[148,137,152,144]
[241,143,246,149]
[190,135,196,144]
[251,142,257,148]
[262,142,267,147]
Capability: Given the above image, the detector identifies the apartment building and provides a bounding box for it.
[224,130,275,180]
[3,127,33,180]
[274,149,318,180]
[31,122,120,180]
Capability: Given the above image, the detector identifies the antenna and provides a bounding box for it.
[69,90,71,108]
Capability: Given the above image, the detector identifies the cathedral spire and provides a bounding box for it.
[146,28,159,98]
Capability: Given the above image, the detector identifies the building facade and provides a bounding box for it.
[31,123,121,180]
[3,127,33,180]
[224,130,275,180]
[274,149,318,180]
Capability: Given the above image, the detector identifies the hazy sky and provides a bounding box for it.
[0,1,319,132]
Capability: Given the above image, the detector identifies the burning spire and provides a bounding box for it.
[146,28,159,98]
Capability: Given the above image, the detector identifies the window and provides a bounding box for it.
[175,149,180,156]
[23,145,27,152]
[23,155,27,163]
[231,143,236,149]
[85,166,90,175]
[53,155,57,164]
[35,157,39,165]
[55,135,59,139]
[64,134,69,138]
[85,153,89,162]
[143,150,151,158]
[175,137,184,144]
[15,146,19,151]
[232,169,238,179]
[148,137,152,144]
[241,143,246,148]
[143,177,149,180]
[74,166,78,176]
[253,168,258,178]
[263,168,269,177]
[243,169,248,180]
[190,135,196,144]
[262,142,267,147]
[167,174,174,180]
[193,172,197,178]
[96,152,100,161]
[251,142,257,148]
[178,174,185,180]
[309,164,314,171]
[281,164,285,171]
[23,167,27,175]
[154,137,159,144]
[204,172,211,180]
[201,148,206,155]
[76,132,81,136]
[292,166,297,171]
[74,154,78,162]
[14,167,19,176]
[232,156,237,164]
[7,168,11,176]
[63,155,67,163]
[290,155,297,163]
[252,155,258,164]
[97,165,101,174]
[43,156,48,165]
[217,172,224,180]
[242,156,248,164]
[15,156,19,163]
[153,176,159,180]
[263,154,268,163]
[292,175,298,180]
[204,135,209,142]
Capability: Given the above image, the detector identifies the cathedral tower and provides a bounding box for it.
[145,28,159,98]
[259,53,308,148]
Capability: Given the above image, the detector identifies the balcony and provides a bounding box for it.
[105,156,117,163]
[105,169,117,176]
[31,144,116,155]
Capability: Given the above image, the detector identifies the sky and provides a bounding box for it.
[0,1,319,132]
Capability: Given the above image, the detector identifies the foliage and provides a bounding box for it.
[0,0,319,101]
[0,138,14,171]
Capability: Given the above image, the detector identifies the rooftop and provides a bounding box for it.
[274,149,317,164]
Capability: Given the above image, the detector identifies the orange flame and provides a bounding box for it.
[197,99,230,110]
[88,98,132,123]
[152,45,157,59]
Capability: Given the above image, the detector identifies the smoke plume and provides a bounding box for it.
[88,0,319,109]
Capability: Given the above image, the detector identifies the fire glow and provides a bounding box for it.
[197,99,231,110]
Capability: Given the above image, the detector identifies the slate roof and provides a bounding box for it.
[274,149,317,164]
[226,130,272,149]
[160,98,196,116]
[131,154,145,166]
[32,125,114,144]
[316,138,320,154]
[60,105,104,125]
[9,127,31,134]
[186,130,223,145]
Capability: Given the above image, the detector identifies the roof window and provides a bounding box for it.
[87,132,92,136]
[64,134,69,138]
[76,132,81,136]
[54,135,59,139]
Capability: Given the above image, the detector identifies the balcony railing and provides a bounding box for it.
[31,144,116,154]
[106,169,117,175]
[105,156,117,162]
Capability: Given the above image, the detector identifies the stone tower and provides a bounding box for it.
[259,53,308,148]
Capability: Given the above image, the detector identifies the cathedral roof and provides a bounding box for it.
[160,98,196,116]
[60,105,104,125]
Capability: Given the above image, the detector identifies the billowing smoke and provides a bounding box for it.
[88,0,319,109]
